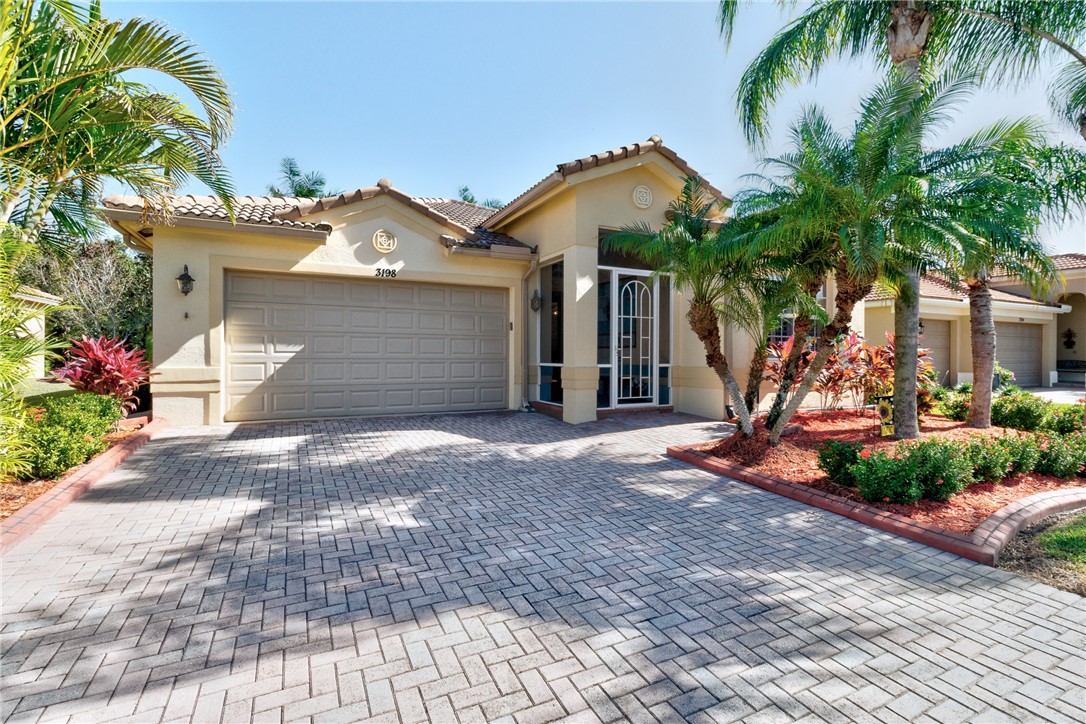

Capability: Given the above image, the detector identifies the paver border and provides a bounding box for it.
[667,441,1086,565]
[1,417,166,554]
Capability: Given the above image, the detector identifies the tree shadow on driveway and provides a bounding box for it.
[2,412,1083,723]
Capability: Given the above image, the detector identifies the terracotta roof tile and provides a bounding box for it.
[867,274,1058,307]
[1050,253,1086,271]
[101,194,334,232]
[102,187,529,252]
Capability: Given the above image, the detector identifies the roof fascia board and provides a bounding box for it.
[483,172,564,229]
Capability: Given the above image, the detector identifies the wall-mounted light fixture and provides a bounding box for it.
[918,318,925,335]
[176,265,195,296]
[530,289,542,312]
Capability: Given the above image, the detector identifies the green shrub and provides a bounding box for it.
[1035,434,1082,479]
[966,436,1013,483]
[22,394,121,480]
[1004,434,1041,475]
[851,449,922,504]
[1044,404,1085,435]
[817,440,863,486]
[955,382,973,395]
[930,386,952,402]
[907,439,975,501]
[939,391,970,422]
[991,391,1049,431]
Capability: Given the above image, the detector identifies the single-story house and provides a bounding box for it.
[103,136,801,427]
[990,253,1086,386]
[863,273,1072,389]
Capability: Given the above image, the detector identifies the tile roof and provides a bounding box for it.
[867,275,1059,307]
[102,183,528,252]
[484,135,728,229]
[101,194,334,232]
[1050,253,1086,271]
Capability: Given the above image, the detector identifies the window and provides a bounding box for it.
[538,261,564,403]
[768,283,827,344]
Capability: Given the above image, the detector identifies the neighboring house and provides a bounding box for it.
[990,253,1086,386]
[14,287,62,380]
[103,136,785,426]
[863,277,1068,388]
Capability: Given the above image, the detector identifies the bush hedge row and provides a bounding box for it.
[22,393,122,480]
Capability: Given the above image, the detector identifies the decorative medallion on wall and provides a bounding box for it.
[632,185,653,209]
[372,229,397,254]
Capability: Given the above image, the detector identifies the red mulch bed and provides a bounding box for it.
[0,424,143,522]
[698,409,1086,534]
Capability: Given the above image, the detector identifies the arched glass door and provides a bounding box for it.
[617,276,654,405]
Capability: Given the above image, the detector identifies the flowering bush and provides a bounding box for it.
[967,436,1014,483]
[1036,433,1086,479]
[52,336,150,413]
[22,394,121,479]
[849,439,973,503]
[991,388,1049,431]
[1045,405,1085,435]
[1003,434,1041,475]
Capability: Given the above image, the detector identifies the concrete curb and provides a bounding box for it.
[1,418,167,555]
[667,442,1086,566]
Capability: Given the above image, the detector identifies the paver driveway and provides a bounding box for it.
[2,412,1084,723]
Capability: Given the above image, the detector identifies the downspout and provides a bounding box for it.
[521,250,539,411]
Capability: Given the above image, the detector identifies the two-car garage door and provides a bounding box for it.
[224,271,509,422]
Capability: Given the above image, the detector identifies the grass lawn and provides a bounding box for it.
[1000,508,1086,596]
[1039,513,1086,567]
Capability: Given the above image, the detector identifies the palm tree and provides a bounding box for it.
[457,186,503,209]
[734,71,1043,445]
[959,143,1086,427]
[719,0,1086,437]
[267,157,338,198]
[719,1,1086,144]
[1,0,235,246]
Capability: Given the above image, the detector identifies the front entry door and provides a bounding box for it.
[615,273,655,405]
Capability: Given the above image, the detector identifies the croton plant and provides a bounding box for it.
[53,336,151,414]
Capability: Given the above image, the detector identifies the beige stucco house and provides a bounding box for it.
[103,136,798,427]
[862,256,1082,389]
[15,287,61,381]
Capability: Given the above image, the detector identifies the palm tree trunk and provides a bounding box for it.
[765,288,818,428]
[688,302,754,436]
[23,184,61,240]
[744,342,768,415]
[767,273,871,445]
[967,278,996,428]
[892,270,922,439]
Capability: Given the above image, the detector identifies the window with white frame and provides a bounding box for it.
[768,283,827,344]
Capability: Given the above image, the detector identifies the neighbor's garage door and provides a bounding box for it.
[920,319,951,386]
[224,271,508,422]
[995,321,1042,387]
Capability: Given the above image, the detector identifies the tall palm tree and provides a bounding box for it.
[959,143,1086,427]
[1,0,235,246]
[602,178,792,437]
[719,1,1086,144]
[735,71,1043,445]
[719,0,1086,437]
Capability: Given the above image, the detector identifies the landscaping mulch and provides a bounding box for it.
[0,424,143,522]
[697,409,1086,534]
[999,507,1086,596]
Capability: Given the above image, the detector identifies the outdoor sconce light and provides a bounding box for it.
[176,265,195,296]
[918,319,925,334]
[530,289,542,312]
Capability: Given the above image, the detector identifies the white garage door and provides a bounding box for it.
[920,319,951,386]
[995,322,1042,387]
[224,271,509,422]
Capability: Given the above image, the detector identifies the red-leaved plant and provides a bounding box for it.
[53,336,151,414]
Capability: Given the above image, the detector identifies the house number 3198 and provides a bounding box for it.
[375,268,397,278]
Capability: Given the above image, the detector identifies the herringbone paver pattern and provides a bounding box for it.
[2,412,1083,723]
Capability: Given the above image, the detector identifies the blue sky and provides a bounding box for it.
[108,1,1084,253]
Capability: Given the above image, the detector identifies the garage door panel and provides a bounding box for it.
[224,272,508,421]
[995,322,1042,387]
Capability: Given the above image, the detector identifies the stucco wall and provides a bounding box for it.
[1057,292,1086,365]
[151,197,529,425]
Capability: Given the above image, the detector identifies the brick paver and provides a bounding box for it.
[2,412,1083,723]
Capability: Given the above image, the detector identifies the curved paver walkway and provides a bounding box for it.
[1,412,1083,723]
